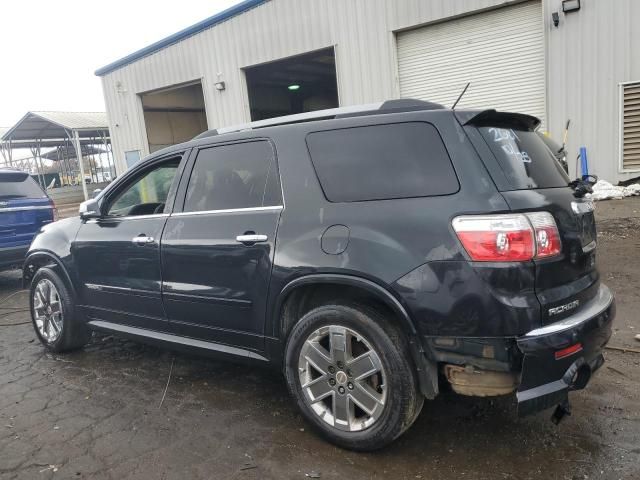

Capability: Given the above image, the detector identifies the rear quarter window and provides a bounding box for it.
[305,122,459,202]
[478,127,570,190]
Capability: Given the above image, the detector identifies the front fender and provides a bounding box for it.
[23,216,82,294]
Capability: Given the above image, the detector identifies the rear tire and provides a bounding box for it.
[284,302,423,451]
[30,267,91,353]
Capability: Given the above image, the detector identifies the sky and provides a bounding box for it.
[0,0,239,128]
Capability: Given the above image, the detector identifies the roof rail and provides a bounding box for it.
[192,98,446,139]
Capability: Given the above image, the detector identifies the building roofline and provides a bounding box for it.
[95,0,269,77]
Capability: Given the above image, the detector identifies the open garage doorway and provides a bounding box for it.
[140,81,208,153]
[245,48,338,121]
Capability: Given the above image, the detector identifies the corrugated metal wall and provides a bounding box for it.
[100,0,512,173]
[545,0,640,181]
[101,0,640,183]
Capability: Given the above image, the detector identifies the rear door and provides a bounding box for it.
[0,172,54,249]
[464,115,598,325]
[161,139,282,351]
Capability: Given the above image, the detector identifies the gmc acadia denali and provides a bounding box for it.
[23,100,615,450]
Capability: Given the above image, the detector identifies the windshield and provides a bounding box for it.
[0,175,47,200]
[479,127,570,190]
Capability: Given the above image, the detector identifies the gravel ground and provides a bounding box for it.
[0,198,639,480]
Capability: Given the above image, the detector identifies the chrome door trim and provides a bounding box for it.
[172,205,283,217]
[85,213,170,223]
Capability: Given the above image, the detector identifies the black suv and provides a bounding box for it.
[24,100,614,450]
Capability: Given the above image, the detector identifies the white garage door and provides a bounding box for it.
[397,1,545,124]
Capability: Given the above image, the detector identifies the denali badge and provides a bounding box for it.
[571,201,595,215]
[549,300,580,317]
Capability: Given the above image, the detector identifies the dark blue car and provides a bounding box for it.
[0,170,56,271]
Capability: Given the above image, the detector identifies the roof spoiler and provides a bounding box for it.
[455,109,541,131]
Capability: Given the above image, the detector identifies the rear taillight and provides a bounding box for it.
[526,212,562,258]
[452,215,534,261]
[49,199,58,222]
[452,212,561,262]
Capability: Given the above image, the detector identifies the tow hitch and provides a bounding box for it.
[551,399,572,425]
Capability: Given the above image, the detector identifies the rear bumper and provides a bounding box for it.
[516,284,615,416]
[0,245,29,270]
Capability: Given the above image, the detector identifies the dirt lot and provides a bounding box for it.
[1,199,639,480]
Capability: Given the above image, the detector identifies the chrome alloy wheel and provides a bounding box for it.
[33,279,63,343]
[298,325,387,432]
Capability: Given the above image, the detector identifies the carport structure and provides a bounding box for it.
[0,112,114,200]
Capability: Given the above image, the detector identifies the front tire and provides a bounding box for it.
[30,267,91,353]
[284,303,423,451]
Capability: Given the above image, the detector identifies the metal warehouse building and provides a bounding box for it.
[96,0,640,183]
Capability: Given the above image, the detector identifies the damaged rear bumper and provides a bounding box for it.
[516,284,615,416]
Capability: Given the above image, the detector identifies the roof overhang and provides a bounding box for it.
[41,145,106,161]
[1,112,109,145]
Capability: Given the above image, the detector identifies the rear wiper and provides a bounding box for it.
[568,175,597,198]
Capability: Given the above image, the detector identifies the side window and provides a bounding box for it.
[306,122,459,202]
[107,158,181,216]
[184,140,281,212]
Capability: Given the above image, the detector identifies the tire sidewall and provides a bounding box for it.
[284,304,419,450]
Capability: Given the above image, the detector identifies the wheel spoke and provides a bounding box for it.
[333,393,352,430]
[329,326,348,363]
[42,316,51,339]
[347,351,380,381]
[49,301,61,315]
[303,341,332,374]
[302,376,333,403]
[36,284,47,306]
[50,316,61,335]
[41,281,51,304]
[48,284,58,304]
[351,382,384,415]
[34,304,47,316]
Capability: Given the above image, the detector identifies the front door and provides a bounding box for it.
[73,154,184,331]
[161,139,282,351]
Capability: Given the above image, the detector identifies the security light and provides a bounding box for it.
[214,81,226,91]
[288,84,300,91]
[562,0,580,13]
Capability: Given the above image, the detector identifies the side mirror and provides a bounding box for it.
[91,188,102,199]
[79,198,101,219]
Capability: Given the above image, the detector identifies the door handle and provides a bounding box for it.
[236,234,268,244]
[132,235,155,245]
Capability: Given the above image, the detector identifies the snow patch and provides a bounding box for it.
[587,180,640,201]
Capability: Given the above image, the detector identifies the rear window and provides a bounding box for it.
[479,127,570,190]
[0,175,46,199]
[306,122,459,202]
